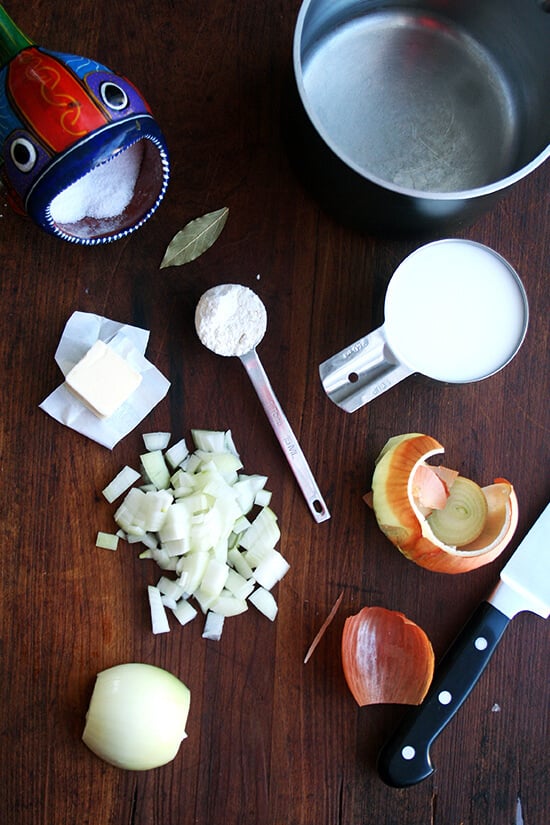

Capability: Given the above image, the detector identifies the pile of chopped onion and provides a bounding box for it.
[99,430,289,639]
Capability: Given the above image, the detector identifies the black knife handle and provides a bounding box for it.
[377,601,510,788]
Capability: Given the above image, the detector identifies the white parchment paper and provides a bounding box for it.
[40,311,170,449]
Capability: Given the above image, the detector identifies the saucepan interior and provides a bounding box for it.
[292,0,550,232]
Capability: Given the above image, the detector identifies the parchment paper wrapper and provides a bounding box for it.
[40,311,170,448]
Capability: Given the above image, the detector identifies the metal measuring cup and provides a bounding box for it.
[320,240,529,412]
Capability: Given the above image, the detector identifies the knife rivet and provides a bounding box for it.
[401,745,415,760]
[474,636,488,651]
[438,690,452,705]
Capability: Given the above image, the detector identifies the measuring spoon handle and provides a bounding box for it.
[240,349,330,523]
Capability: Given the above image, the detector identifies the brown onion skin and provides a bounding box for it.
[341,606,434,706]
[395,526,511,574]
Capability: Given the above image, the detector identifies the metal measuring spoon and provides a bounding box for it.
[195,284,330,523]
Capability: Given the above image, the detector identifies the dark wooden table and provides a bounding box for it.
[1,2,548,824]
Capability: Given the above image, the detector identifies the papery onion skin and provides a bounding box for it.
[341,607,434,706]
[412,463,450,512]
[371,434,518,574]
[371,433,443,550]
[82,663,190,770]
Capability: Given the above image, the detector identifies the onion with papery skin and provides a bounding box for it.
[369,434,518,573]
[341,607,434,706]
[82,663,190,770]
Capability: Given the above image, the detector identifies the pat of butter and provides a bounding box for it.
[64,339,142,418]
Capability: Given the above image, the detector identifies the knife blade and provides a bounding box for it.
[377,502,550,788]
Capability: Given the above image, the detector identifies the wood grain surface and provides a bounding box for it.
[1,2,548,824]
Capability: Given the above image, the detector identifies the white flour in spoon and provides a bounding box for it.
[195,283,267,357]
[49,141,144,224]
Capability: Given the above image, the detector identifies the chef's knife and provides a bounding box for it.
[377,501,550,788]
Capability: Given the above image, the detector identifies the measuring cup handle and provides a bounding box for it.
[240,349,330,523]
[319,326,413,412]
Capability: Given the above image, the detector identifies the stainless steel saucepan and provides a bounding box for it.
[291,0,550,233]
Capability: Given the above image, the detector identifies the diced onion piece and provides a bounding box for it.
[127,533,145,544]
[147,585,170,634]
[158,501,191,543]
[223,429,239,457]
[252,549,290,591]
[126,524,146,538]
[194,449,243,479]
[202,611,225,640]
[427,476,488,546]
[171,599,198,626]
[243,544,269,569]
[102,465,141,503]
[140,450,171,490]
[152,546,178,571]
[183,492,209,515]
[140,490,174,532]
[188,510,224,554]
[341,606,434,706]
[233,514,252,534]
[139,531,159,550]
[114,487,146,534]
[228,547,254,580]
[254,488,272,508]
[165,438,189,469]
[249,587,278,621]
[96,531,119,551]
[194,589,215,613]
[176,551,209,595]
[210,590,248,617]
[191,429,228,452]
[142,432,171,452]
[82,663,190,770]
[114,488,172,535]
[233,475,269,514]
[162,538,188,557]
[156,576,185,602]
[210,537,229,563]
[161,594,178,611]
[198,559,229,598]
[225,568,255,600]
[239,507,280,553]
[183,452,202,473]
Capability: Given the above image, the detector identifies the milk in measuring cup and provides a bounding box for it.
[384,241,528,383]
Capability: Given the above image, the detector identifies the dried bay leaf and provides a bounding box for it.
[160,207,229,269]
